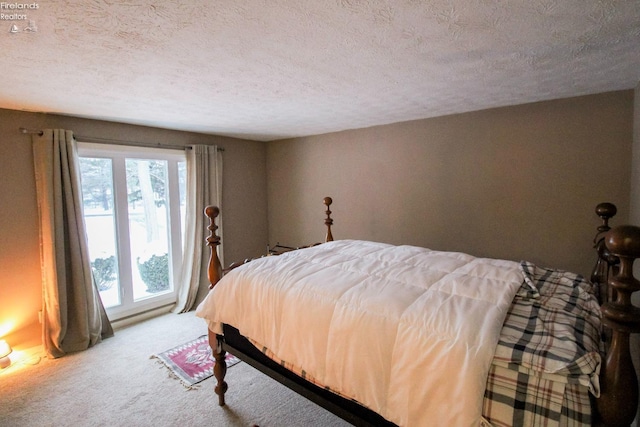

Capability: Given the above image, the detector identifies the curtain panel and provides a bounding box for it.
[32,129,113,358]
[174,144,223,313]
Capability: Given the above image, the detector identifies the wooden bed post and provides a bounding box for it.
[592,202,619,304]
[324,196,334,242]
[205,206,222,290]
[204,206,227,406]
[209,327,228,406]
[596,225,640,427]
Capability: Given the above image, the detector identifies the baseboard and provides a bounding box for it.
[111,304,175,330]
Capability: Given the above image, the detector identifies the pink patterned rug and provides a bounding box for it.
[151,335,240,388]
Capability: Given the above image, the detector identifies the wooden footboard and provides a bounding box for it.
[203,197,336,405]
[203,198,394,426]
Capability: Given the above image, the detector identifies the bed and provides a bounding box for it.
[195,198,640,426]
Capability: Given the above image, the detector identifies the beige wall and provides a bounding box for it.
[0,108,268,349]
[267,91,634,278]
[632,82,640,224]
[631,81,640,426]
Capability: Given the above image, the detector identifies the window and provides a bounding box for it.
[78,143,186,320]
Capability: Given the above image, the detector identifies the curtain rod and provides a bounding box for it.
[19,127,224,151]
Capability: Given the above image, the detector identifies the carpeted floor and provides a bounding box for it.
[0,311,351,427]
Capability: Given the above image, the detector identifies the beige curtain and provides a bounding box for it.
[174,145,223,313]
[32,129,113,358]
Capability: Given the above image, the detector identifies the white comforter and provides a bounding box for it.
[196,240,524,426]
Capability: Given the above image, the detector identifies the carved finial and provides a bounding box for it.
[606,225,640,259]
[595,202,617,234]
[323,197,334,242]
[204,205,222,289]
[205,205,220,221]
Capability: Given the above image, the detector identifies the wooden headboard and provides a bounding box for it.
[590,202,640,426]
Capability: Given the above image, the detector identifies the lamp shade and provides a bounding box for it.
[0,339,12,359]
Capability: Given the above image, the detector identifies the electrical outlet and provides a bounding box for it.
[38,311,42,324]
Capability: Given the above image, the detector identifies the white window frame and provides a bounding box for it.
[77,142,185,320]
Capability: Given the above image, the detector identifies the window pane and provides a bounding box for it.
[79,143,184,320]
[79,157,120,308]
[126,159,172,301]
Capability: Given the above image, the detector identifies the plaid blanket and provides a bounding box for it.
[484,261,602,427]
[248,261,602,427]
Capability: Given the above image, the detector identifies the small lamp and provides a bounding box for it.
[0,339,12,369]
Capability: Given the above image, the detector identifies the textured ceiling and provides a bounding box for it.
[2,1,640,141]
